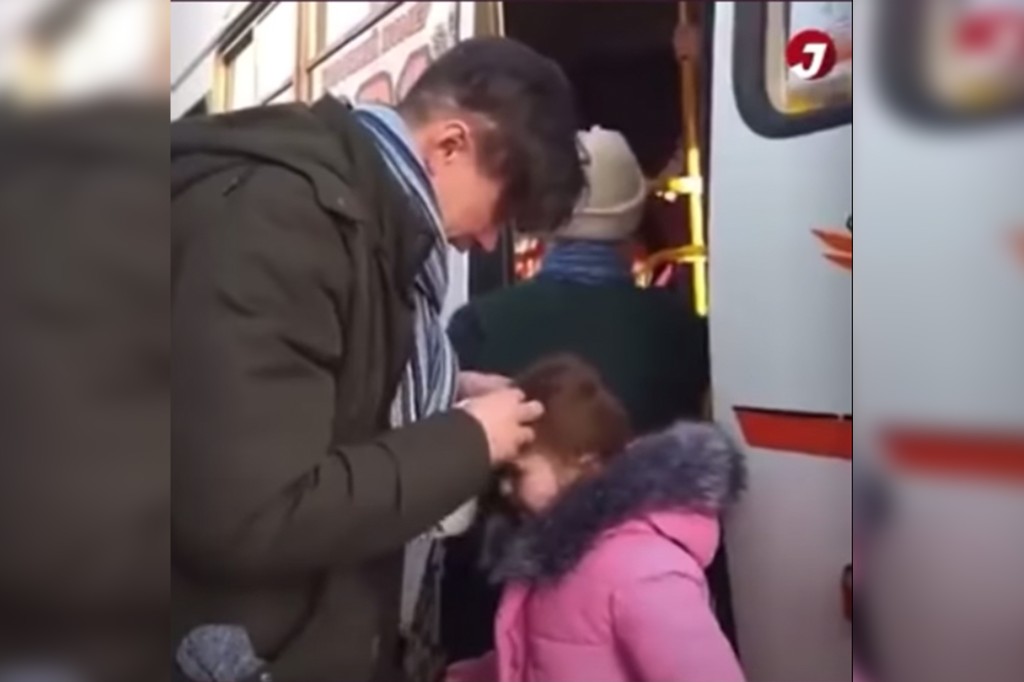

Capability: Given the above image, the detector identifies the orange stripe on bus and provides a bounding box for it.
[734,408,852,460]
[813,229,853,270]
[885,429,1024,483]
[812,229,853,253]
[825,254,852,270]
[1012,229,1024,266]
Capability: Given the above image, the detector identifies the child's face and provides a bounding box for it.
[502,447,584,514]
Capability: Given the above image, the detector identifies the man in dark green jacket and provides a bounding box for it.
[171,38,584,682]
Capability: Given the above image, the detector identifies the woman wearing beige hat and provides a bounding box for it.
[448,125,709,435]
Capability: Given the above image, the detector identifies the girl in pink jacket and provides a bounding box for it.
[447,355,746,682]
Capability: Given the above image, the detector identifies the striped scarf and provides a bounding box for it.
[354,105,458,423]
[354,105,458,681]
[538,239,635,286]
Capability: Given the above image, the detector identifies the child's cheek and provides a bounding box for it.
[521,476,560,514]
[511,476,536,512]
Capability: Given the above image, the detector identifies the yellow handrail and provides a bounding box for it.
[677,7,708,316]
[635,244,707,288]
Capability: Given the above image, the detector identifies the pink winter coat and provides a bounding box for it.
[448,422,747,682]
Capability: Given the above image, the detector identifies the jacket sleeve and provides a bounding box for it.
[612,573,746,682]
[173,168,491,582]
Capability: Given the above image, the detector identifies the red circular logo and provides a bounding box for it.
[786,29,839,80]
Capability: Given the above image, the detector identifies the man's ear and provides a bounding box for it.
[437,119,472,161]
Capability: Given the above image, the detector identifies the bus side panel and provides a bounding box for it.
[708,5,852,682]
[856,2,1024,681]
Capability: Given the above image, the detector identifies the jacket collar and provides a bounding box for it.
[171,96,435,293]
[485,421,746,584]
[172,98,367,223]
[311,96,436,292]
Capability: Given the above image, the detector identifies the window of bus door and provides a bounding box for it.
[217,2,299,110]
[733,2,852,139]
[309,2,459,106]
[881,0,1024,125]
[268,85,297,105]
[306,2,398,100]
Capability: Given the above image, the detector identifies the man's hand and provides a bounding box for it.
[460,388,544,465]
[457,370,512,399]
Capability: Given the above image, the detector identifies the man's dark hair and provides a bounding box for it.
[398,37,586,235]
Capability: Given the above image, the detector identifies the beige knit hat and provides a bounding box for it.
[555,126,647,241]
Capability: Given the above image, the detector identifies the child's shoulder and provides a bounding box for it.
[581,517,707,586]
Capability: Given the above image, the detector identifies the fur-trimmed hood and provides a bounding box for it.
[485,421,746,584]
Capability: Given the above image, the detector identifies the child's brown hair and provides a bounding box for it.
[515,354,632,465]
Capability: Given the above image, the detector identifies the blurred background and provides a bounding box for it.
[0,0,167,103]
[1,1,1022,681]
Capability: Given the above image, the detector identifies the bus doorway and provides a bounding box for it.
[470,0,711,313]
[504,0,710,314]
[446,0,733,664]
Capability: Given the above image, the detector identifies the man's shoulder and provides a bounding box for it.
[171,101,368,216]
[172,163,357,312]
[171,102,326,145]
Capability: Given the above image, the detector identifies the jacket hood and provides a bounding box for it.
[171,97,372,225]
[486,421,746,584]
[171,97,436,287]
[172,102,338,170]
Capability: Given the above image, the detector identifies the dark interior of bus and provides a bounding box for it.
[470,0,712,298]
[508,1,689,176]
[447,0,735,663]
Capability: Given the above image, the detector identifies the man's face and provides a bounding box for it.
[418,117,503,253]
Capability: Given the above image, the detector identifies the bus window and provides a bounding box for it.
[310,2,454,104]
[881,0,1024,124]
[733,2,852,139]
